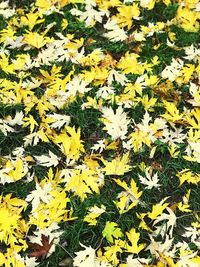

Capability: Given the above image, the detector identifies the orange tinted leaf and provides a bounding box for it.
[28,234,54,258]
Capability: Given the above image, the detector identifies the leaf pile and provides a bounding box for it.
[0,0,199,266]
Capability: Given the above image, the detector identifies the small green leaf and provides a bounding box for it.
[102,221,123,243]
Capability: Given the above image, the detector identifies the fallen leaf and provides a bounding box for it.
[28,234,54,259]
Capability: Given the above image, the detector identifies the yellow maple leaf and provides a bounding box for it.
[177,190,192,213]
[61,18,68,30]
[140,94,157,111]
[35,0,52,9]
[148,197,169,220]
[51,126,85,160]
[3,194,27,213]
[0,28,16,43]
[0,53,15,74]
[114,178,142,199]
[23,31,51,49]
[0,208,20,242]
[116,4,140,29]
[113,178,142,213]
[137,213,153,232]
[161,100,184,122]
[0,195,28,250]
[23,115,38,133]
[103,239,125,265]
[102,153,131,175]
[125,228,145,254]
[168,143,180,158]
[6,158,27,182]
[84,155,100,171]
[180,64,195,84]
[65,169,100,200]
[20,12,44,30]
[84,205,106,226]
[176,169,200,185]
[176,6,199,32]
[36,0,78,10]
[177,202,191,213]
[189,257,200,265]
[117,52,144,75]
[185,109,200,129]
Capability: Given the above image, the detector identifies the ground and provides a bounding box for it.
[0,0,199,266]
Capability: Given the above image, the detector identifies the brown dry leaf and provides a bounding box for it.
[169,203,178,212]
[28,234,54,258]
[151,161,163,171]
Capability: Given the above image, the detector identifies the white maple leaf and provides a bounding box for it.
[22,77,42,89]
[6,36,24,49]
[96,86,115,99]
[166,38,175,48]
[0,119,14,135]
[184,44,200,62]
[25,182,53,211]
[183,226,200,246]
[161,127,186,144]
[0,112,24,135]
[6,111,24,126]
[12,147,25,157]
[36,151,60,167]
[103,19,128,42]
[47,90,69,109]
[101,106,130,140]
[73,244,96,267]
[73,243,112,267]
[153,207,177,237]
[14,254,37,267]
[23,132,41,147]
[71,2,107,27]
[161,58,183,81]
[0,167,13,184]
[0,1,15,18]
[66,76,92,97]
[37,44,64,66]
[91,140,106,153]
[126,255,150,267]
[184,141,200,163]
[138,169,161,189]
[95,260,112,267]
[195,2,200,11]
[47,113,70,129]
[24,256,38,267]
[147,235,175,259]
[107,69,128,86]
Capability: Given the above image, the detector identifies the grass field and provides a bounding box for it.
[0,0,199,266]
